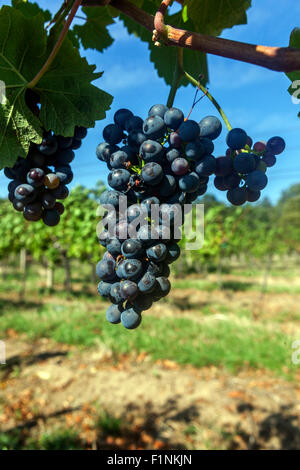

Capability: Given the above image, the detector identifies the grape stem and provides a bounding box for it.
[46,1,73,30]
[27,0,83,89]
[167,48,184,108]
[182,71,232,131]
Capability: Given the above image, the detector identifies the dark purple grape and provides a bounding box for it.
[121,259,143,280]
[245,170,268,191]
[42,209,60,226]
[140,140,164,163]
[146,243,167,262]
[195,155,216,176]
[253,141,266,153]
[166,148,181,163]
[199,115,222,140]
[141,162,163,186]
[227,187,248,206]
[178,172,200,193]
[266,136,285,155]
[120,280,139,301]
[148,104,168,119]
[262,153,276,167]
[54,202,65,215]
[109,282,123,304]
[233,154,256,174]
[178,120,200,142]
[114,109,134,129]
[125,116,143,133]
[14,184,35,201]
[41,192,56,209]
[171,158,189,176]
[37,134,58,155]
[96,142,119,162]
[137,273,156,293]
[23,202,43,221]
[247,188,261,202]
[157,175,177,198]
[127,131,147,151]
[121,239,143,259]
[108,169,130,191]
[120,308,141,329]
[51,184,69,200]
[98,281,114,298]
[185,140,206,161]
[226,128,248,150]
[57,136,73,149]
[164,107,184,130]
[74,126,87,140]
[143,116,166,140]
[96,258,116,281]
[106,305,122,324]
[27,168,45,187]
[103,123,124,145]
[215,156,234,176]
[168,132,182,148]
[214,176,227,191]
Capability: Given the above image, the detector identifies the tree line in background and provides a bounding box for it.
[0,182,299,293]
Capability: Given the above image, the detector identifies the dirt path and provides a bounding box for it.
[1,336,300,450]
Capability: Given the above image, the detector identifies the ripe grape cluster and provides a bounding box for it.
[214,130,286,205]
[95,105,222,329]
[95,104,286,329]
[4,126,87,226]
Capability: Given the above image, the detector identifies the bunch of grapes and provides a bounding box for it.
[214,129,286,205]
[95,105,222,329]
[95,104,286,329]
[4,126,87,226]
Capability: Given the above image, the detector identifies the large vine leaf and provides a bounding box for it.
[37,29,113,136]
[72,6,115,52]
[182,0,251,36]
[286,28,300,119]
[0,5,112,169]
[11,0,52,22]
[0,6,46,167]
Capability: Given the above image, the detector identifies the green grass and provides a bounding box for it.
[172,279,300,294]
[0,301,296,376]
[97,411,122,437]
[0,429,82,450]
[35,430,82,450]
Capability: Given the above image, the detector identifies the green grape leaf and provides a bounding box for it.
[11,0,52,22]
[0,6,46,167]
[0,88,42,167]
[286,28,300,119]
[72,6,114,52]
[182,0,251,36]
[0,6,112,168]
[37,29,113,136]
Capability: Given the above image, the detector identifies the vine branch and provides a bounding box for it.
[28,0,83,89]
[82,0,300,73]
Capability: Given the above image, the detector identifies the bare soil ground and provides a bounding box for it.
[1,335,300,450]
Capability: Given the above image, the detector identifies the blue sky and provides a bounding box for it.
[0,0,299,203]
